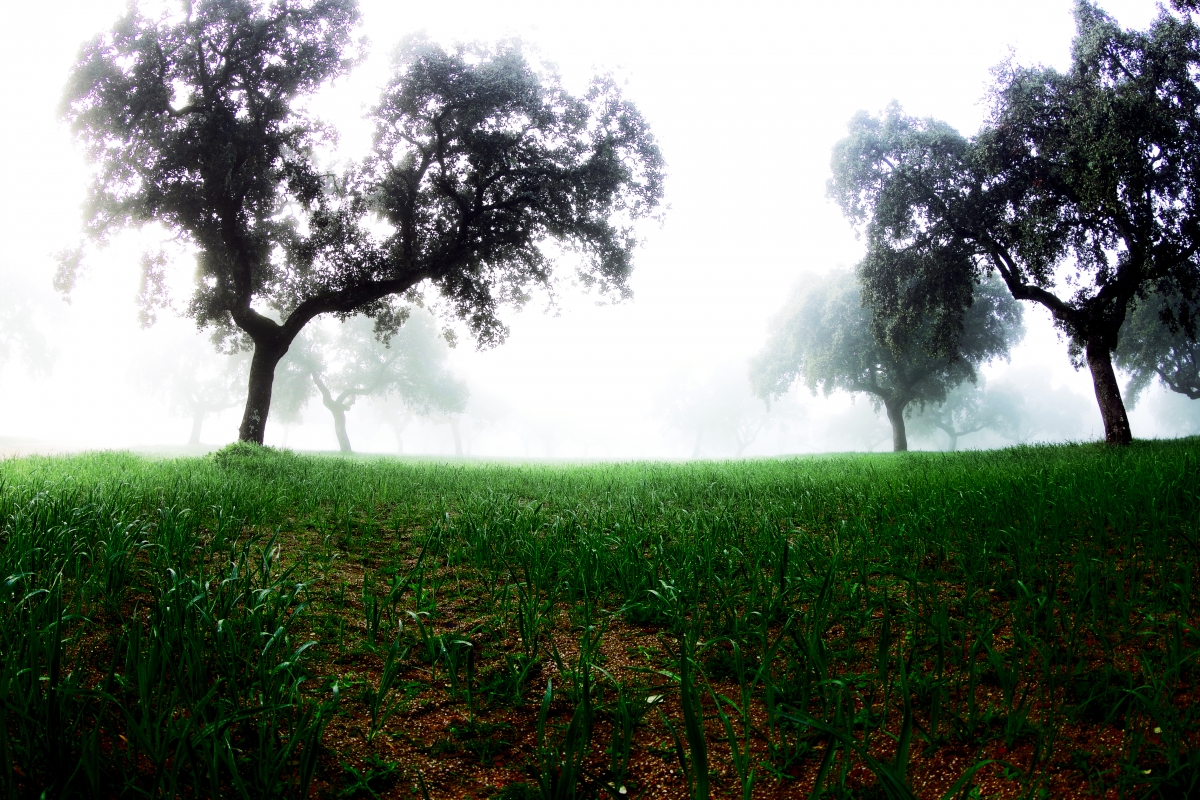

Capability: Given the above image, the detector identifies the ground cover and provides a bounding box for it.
[0,440,1197,799]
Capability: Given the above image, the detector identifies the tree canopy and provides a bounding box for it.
[62,0,663,444]
[829,1,1200,445]
[750,269,1022,452]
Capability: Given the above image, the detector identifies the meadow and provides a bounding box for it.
[0,440,1196,799]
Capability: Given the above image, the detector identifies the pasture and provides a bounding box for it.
[0,440,1197,799]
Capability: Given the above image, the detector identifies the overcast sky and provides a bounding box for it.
[0,0,1190,458]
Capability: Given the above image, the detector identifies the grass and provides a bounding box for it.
[0,439,1197,799]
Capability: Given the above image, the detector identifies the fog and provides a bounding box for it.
[0,0,1195,459]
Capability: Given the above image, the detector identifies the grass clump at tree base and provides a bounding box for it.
[0,440,1197,799]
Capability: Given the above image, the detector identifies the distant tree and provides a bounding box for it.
[279,309,467,452]
[829,3,1200,445]
[668,367,775,458]
[426,411,467,456]
[909,378,1022,452]
[371,393,416,454]
[62,0,664,444]
[824,399,894,453]
[0,306,50,381]
[0,268,54,380]
[140,337,248,445]
[751,270,1022,452]
[988,366,1096,443]
[1140,386,1200,436]
[1114,290,1200,404]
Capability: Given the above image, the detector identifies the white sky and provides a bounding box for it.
[0,0,1191,457]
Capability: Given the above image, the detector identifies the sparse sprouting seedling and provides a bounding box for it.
[339,753,401,799]
[365,633,414,742]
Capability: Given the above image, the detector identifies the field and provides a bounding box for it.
[0,440,1197,800]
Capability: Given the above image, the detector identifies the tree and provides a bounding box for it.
[1114,289,1200,403]
[62,0,664,444]
[139,334,249,445]
[279,309,467,452]
[0,265,55,382]
[750,270,1022,452]
[665,364,778,458]
[983,365,1102,443]
[830,3,1200,445]
[909,377,1022,452]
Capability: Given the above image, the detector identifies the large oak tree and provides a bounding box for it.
[62,0,663,443]
[829,2,1200,445]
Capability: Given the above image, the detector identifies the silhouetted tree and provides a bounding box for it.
[62,0,663,444]
[751,270,1022,452]
[830,3,1200,445]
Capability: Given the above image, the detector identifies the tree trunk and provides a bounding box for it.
[449,417,463,456]
[188,410,205,446]
[238,342,288,444]
[311,372,353,453]
[692,430,703,458]
[329,404,352,453]
[935,424,959,453]
[1085,336,1133,445]
[884,399,909,452]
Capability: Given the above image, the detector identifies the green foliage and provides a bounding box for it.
[209,440,303,477]
[339,754,401,798]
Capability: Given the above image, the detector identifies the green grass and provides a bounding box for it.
[0,440,1197,798]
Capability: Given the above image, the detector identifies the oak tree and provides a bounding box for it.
[62,0,663,443]
[751,267,1021,452]
[830,2,1200,445]
[909,378,1023,452]
[279,309,467,452]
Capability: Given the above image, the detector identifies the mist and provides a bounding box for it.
[0,0,1194,459]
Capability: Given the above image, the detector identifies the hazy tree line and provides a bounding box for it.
[0,0,1195,455]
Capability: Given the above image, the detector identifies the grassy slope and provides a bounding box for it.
[0,440,1197,798]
